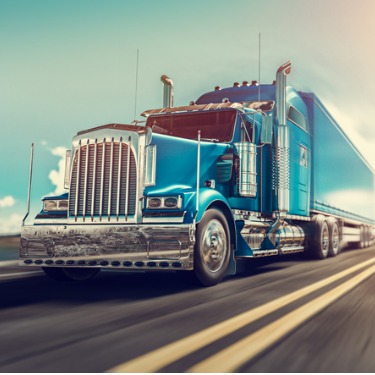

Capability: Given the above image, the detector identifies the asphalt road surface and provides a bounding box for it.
[1,245,375,372]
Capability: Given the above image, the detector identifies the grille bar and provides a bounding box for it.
[125,136,131,220]
[108,138,114,221]
[90,140,98,220]
[69,138,137,222]
[74,140,81,220]
[116,137,123,220]
[83,140,89,221]
[99,138,106,220]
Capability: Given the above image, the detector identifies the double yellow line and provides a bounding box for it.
[108,257,375,373]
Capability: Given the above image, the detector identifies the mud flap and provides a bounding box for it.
[226,245,237,276]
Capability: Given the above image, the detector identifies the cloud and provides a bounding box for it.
[0,196,16,208]
[324,189,375,219]
[321,99,375,170]
[0,213,23,235]
[48,146,67,196]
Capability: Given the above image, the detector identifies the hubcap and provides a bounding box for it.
[321,224,329,255]
[332,225,339,253]
[201,219,227,273]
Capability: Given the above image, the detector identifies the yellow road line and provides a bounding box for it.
[189,263,375,372]
[108,257,375,373]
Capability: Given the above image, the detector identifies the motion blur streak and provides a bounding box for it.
[189,264,375,373]
[108,257,375,373]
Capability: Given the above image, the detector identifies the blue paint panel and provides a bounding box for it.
[301,93,375,223]
[286,88,311,216]
[145,133,231,223]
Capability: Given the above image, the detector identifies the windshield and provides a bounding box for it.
[146,110,236,142]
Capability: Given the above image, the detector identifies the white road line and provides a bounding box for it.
[0,260,19,267]
[189,263,375,372]
[0,271,43,279]
[107,256,375,373]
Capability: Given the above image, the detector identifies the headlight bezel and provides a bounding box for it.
[146,196,182,210]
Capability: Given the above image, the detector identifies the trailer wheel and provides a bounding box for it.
[359,226,366,249]
[310,215,330,259]
[365,226,370,248]
[42,267,99,282]
[327,219,340,257]
[193,208,231,287]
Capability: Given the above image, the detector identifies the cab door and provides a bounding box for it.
[287,105,311,216]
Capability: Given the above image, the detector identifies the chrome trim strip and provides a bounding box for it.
[82,139,89,221]
[108,137,114,221]
[279,246,304,254]
[195,130,201,219]
[99,138,106,221]
[236,249,278,258]
[285,214,311,221]
[125,136,131,220]
[116,137,123,221]
[74,140,81,221]
[91,139,98,221]
[142,216,185,224]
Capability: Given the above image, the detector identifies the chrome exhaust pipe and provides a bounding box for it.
[275,61,291,219]
[160,75,174,108]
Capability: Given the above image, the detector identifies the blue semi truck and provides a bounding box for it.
[20,61,375,286]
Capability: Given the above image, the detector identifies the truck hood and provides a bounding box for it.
[144,133,230,196]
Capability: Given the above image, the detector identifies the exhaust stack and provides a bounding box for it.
[275,61,291,219]
[160,75,174,108]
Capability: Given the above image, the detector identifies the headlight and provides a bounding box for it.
[43,199,69,212]
[164,197,179,208]
[147,198,162,209]
[146,196,181,209]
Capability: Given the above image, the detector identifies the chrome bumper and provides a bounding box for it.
[20,224,195,271]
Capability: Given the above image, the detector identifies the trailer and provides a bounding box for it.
[20,61,375,286]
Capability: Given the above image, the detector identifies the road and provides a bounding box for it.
[1,245,375,372]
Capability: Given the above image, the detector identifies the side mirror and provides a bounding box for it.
[261,115,273,144]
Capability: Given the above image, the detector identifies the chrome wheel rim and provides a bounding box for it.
[332,225,339,254]
[321,223,329,255]
[200,219,227,273]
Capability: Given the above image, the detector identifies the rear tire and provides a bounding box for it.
[359,226,366,249]
[309,215,330,259]
[327,219,340,257]
[42,267,99,282]
[193,208,231,287]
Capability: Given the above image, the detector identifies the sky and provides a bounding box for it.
[1,0,375,234]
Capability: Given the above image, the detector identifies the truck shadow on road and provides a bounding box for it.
[0,253,309,310]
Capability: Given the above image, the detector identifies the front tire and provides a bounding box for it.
[42,267,99,282]
[193,208,231,287]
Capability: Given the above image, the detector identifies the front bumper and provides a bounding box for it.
[20,224,195,271]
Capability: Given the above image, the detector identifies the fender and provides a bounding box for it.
[184,188,237,276]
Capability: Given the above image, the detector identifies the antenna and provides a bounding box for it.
[258,32,261,103]
[133,49,139,120]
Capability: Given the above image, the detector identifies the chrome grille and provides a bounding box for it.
[69,138,137,221]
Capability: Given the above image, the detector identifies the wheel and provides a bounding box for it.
[365,226,370,248]
[327,219,340,257]
[193,208,231,287]
[42,267,99,282]
[309,215,329,259]
[359,226,366,249]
